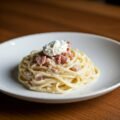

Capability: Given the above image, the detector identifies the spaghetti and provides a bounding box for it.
[18,41,100,93]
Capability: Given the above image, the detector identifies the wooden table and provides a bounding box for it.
[0,0,120,120]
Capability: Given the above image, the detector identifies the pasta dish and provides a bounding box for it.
[18,40,100,93]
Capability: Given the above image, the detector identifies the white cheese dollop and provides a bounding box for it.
[43,40,68,56]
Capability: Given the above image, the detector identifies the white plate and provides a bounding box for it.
[0,32,120,103]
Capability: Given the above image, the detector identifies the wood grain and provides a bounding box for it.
[0,0,120,120]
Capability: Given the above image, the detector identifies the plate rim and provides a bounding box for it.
[0,82,119,101]
[0,32,120,46]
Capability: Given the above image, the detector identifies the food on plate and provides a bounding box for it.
[18,40,100,93]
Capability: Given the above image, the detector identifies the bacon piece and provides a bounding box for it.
[62,52,67,56]
[55,54,67,64]
[61,55,67,64]
[67,48,70,51]
[51,67,58,73]
[44,58,50,67]
[55,55,61,64]
[35,55,47,65]
[66,42,74,60]
[36,75,43,81]
[41,56,47,65]
[70,65,80,71]
[23,71,33,80]
[35,56,41,65]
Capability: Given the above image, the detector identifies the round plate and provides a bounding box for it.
[0,32,120,103]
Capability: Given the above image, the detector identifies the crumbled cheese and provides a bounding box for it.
[43,40,68,56]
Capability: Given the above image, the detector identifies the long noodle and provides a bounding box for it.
[18,49,100,93]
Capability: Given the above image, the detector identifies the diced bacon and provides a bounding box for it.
[23,71,33,80]
[36,75,43,81]
[62,52,67,56]
[44,58,50,67]
[35,55,47,65]
[61,55,67,64]
[67,48,70,51]
[34,41,74,65]
[35,56,41,65]
[51,67,58,73]
[70,65,80,71]
[55,54,67,64]
[55,55,61,64]
[41,56,47,65]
